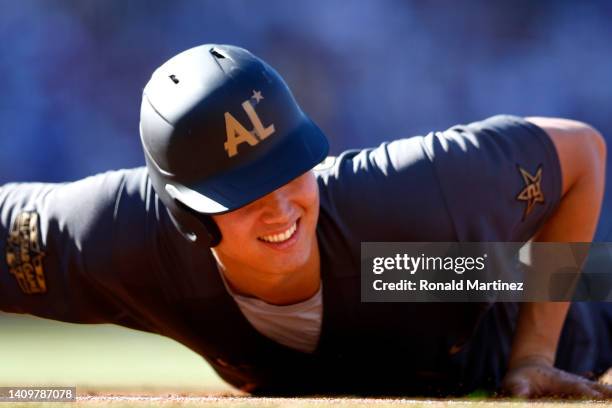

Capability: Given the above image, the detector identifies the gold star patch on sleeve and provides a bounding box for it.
[516,165,545,221]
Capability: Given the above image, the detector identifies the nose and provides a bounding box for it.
[259,189,294,225]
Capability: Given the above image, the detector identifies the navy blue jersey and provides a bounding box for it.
[0,115,608,395]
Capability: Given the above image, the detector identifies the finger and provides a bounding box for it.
[502,379,532,398]
[569,378,612,400]
[593,381,612,398]
[567,383,604,399]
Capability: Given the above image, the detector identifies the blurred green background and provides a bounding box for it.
[0,313,230,392]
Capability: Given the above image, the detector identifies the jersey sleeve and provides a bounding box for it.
[0,168,160,326]
[316,115,562,244]
[423,115,562,241]
[316,134,457,243]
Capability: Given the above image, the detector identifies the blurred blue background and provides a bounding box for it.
[1,0,612,235]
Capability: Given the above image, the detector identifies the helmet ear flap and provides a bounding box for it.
[172,199,222,247]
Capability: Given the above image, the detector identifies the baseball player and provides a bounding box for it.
[0,44,610,398]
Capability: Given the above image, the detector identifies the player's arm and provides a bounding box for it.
[421,115,610,398]
[502,117,612,399]
[0,169,157,328]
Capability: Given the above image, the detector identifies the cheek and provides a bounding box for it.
[295,173,319,210]
[303,181,320,216]
[212,213,256,255]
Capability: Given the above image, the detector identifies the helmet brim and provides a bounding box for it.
[165,116,329,214]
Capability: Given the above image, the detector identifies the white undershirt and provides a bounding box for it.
[218,270,323,353]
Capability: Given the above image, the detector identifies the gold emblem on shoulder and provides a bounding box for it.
[5,212,47,294]
[516,165,545,220]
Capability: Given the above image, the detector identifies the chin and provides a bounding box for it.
[270,247,312,273]
[276,252,310,271]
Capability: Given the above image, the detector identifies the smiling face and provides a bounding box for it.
[211,171,320,278]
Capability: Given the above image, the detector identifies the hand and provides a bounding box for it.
[501,357,612,400]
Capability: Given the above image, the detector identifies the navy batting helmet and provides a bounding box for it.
[140,44,329,246]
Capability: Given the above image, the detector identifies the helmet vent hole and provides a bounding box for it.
[210,48,226,59]
[169,74,179,84]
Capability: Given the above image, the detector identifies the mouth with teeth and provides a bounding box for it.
[257,218,300,248]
